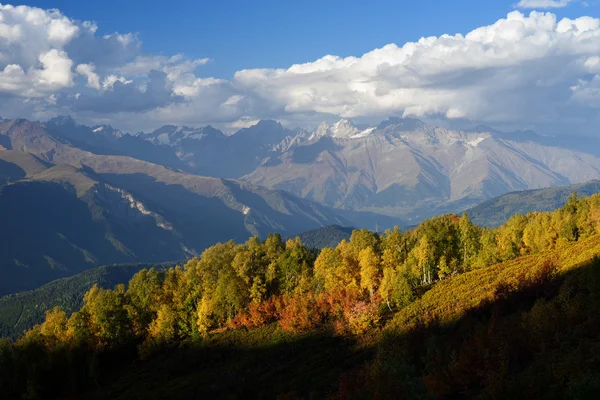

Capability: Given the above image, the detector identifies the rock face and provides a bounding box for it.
[134,115,600,222]
[140,120,294,178]
[241,118,600,221]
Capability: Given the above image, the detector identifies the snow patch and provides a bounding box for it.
[466,137,485,147]
[92,126,104,133]
[351,127,376,138]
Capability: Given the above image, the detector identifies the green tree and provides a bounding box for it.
[81,284,132,349]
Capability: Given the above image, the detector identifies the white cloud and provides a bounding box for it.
[230,11,600,129]
[102,75,132,90]
[0,4,137,97]
[2,4,600,135]
[227,116,260,130]
[516,0,577,9]
[76,63,100,89]
[35,49,74,89]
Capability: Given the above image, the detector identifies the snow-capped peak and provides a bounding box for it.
[311,119,375,140]
[331,119,359,138]
[143,125,225,146]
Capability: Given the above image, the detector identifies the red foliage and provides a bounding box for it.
[279,292,327,333]
[230,296,284,329]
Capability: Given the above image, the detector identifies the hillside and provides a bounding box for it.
[345,235,600,398]
[83,236,600,399]
[467,179,600,227]
[0,175,191,296]
[2,193,600,398]
[294,225,354,249]
[0,262,179,339]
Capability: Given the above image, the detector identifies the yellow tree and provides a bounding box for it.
[82,284,132,349]
[378,266,415,310]
[39,307,70,346]
[348,229,380,260]
[126,268,163,337]
[147,304,177,343]
[314,247,342,292]
[459,213,479,269]
[379,266,398,310]
[359,247,380,296]
[337,240,361,291]
[414,235,435,285]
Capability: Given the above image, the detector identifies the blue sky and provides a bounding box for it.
[3,1,600,134]
[24,0,599,78]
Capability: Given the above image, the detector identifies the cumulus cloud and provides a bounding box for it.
[230,11,600,130]
[3,3,600,135]
[76,63,100,89]
[66,70,181,113]
[0,4,122,96]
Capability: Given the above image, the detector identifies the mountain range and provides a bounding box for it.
[3,114,600,295]
[136,117,600,222]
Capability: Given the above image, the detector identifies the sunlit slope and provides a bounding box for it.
[392,233,600,329]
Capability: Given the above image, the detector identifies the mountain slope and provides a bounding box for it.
[0,119,347,239]
[66,116,600,228]
[0,174,191,296]
[242,118,600,222]
[467,179,600,227]
[140,120,293,178]
[0,150,49,184]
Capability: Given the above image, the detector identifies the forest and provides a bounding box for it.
[1,193,600,399]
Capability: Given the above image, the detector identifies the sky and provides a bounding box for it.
[2,0,600,134]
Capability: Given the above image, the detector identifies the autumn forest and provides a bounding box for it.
[1,193,600,398]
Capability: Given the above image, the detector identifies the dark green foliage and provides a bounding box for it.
[467,179,600,227]
[294,224,354,249]
[0,262,178,339]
